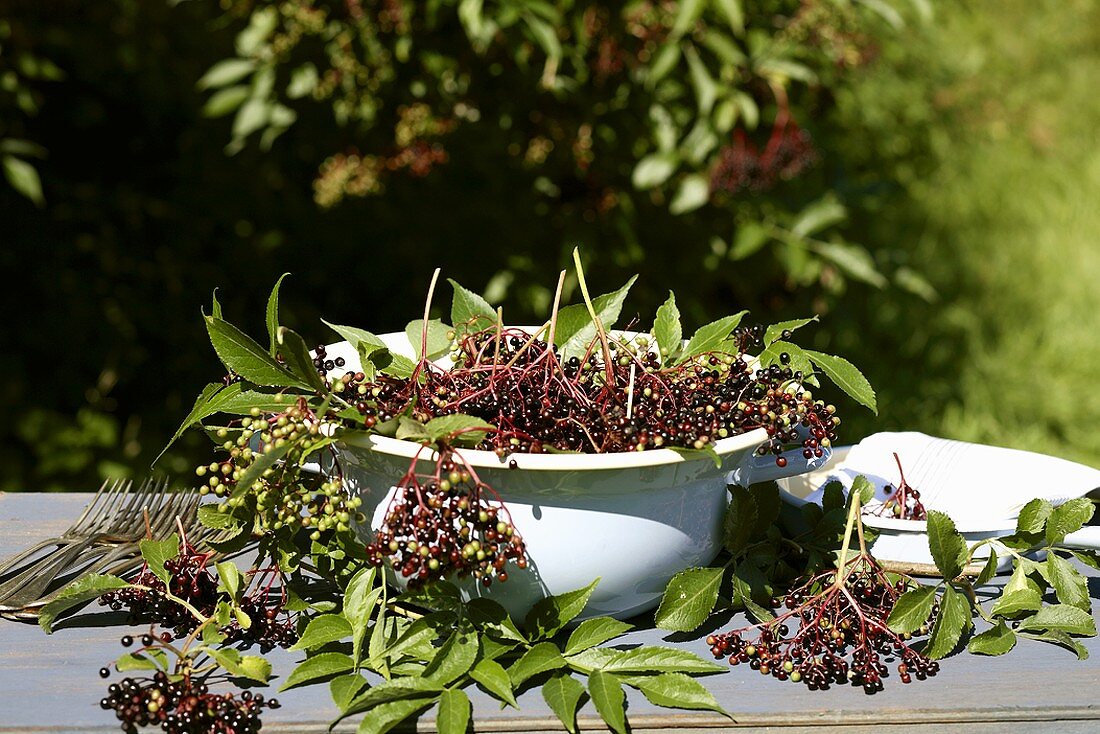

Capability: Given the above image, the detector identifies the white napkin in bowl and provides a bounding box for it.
[803,431,1100,527]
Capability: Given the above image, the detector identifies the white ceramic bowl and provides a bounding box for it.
[323,331,826,621]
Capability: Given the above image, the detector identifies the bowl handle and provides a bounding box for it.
[1059,526,1100,552]
[728,445,832,487]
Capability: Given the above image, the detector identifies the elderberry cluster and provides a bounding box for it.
[195,398,363,541]
[708,561,938,693]
[871,453,927,521]
[711,119,818,194]
[365,448,526,587]
[101,550,219,636]
[353,324,836,467]
[100,671,279,734]
[221,582,298,651]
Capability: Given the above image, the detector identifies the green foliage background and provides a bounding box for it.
[3,0,1099,491]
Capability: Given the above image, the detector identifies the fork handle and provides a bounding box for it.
[0,537,89,579]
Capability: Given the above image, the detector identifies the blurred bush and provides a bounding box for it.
[2,0,1097,491]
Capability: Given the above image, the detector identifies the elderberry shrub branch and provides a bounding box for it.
[889,498,1100,660]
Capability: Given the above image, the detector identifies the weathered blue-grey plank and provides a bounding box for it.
[1,492,1098,732]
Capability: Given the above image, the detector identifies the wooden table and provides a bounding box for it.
[2,492,1098,733]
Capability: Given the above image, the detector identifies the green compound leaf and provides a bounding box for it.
[803,349,877,414]
[279,652,354,691]
[405,319,452,360]
[435,688,471,734]
[507,642,567,688]
[525,578,599,640]
[678,312,748,364]
[1016,498,1054,535]
[469,659,517,708]
[887,585,938,635]
[1046,498,1095,546]
[542,671,585,734]
[39,573,129,633]
[448,279,496,334]
[600,646,725,675]
[587,671,627,734]
[291,613,353,651]
[356,696,438,734]
[554,276,638,362]
[205,315,310,389]
[139,534,180,587]
[968,621,1017,656]
[652,291,682,364]
[1046,553,1090,610]
[1017,604,1097,637]
[565,617,634,656]
[763,316,818,345]
[265,273,289,355]
[654,567,723,633]
[629,672,730,717]
[926,511,968,581]
[925,583,972,659]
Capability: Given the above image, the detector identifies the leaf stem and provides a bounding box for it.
[834,491,863,591]
[571,248,615,387]
[420,268,441,363]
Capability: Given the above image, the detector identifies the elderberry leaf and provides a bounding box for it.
[968,621,1017,656]
[293,613,353,651]
[565,617,634,655]
[355,696,438,734]
[887,585,938,634]
[655,567,723,632]
[723,485,758,556]
[321,319,386,354]
[588,671,628,734]
[508,642,567,687]
[763,317,818,346]
[469,659,517,707]
[465,597,526,644]
[215,560,242,601]
[435,688,471,734]
[974,551,999,587]
[600,646,725,675]
[564,646,617,674]
[406,319,452,361]
[278,326,327,392]
[1046,553,1090,610]
[652,291,682,365]
[851,475,877,506]
[1017,604,1097,637]
[229,437,294,500]
[266,272,290,355]
[629,672,730,717]
[554,276,638,362]
[448,279,496,334]
[668,444,722,468]
[139,534,180,587]
[756,341,814,377]
[678,312,749,364]
[1022,630,1090,660]
[542,670,585,734]
[237,655,272,683]
[1046,498,1096,546]
[280,652,354,691]
[344,567,382,665]
[380,351,417,379]
[821,480,846,513]
[991,589,1043,618]
[424,414,495,444]
[525,578,600,640]
[925,583,972,659]
[423,630,479,685]
[330,673,368,712]
[803,349,877,414]
[197,505,238,530]
[926,511,968,581]
[1016,498,1054,535]
[205,315,310,389]
[1069,550,1100,572]
[116,651,165,672]
[396,416,430,442]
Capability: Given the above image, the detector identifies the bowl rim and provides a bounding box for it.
[329,327,771,472]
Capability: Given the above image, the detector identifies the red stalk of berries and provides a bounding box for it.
[708,495,939,692]
[365,442,527,587]
[870,453,927,521]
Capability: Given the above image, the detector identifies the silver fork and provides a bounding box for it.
[0,478,190,608]
[0,478,131,579]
